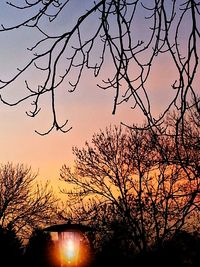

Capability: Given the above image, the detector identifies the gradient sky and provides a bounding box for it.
[0,1,199,197]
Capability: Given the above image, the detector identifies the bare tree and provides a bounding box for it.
[0,0,199,134]
[0,162,58,240]
[60,121,200,252]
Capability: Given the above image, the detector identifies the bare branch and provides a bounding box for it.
[0,0,199,134]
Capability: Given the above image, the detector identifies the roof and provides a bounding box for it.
[43,222,93,233]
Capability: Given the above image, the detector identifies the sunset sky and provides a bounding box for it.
[0,0,198,197]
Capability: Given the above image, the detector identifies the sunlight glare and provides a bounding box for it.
[64,239,76,262]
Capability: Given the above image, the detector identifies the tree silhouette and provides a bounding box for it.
[0,1,199,134]
[60,112,200,253]
[92,219,135,267]
[24,228,59,267]
[0,162,58,241]
[0,225,23,266]
[136,230,200,267]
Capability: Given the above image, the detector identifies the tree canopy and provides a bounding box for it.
[60,110,200,252]
[0,162,58,240]
[0,225,23,266]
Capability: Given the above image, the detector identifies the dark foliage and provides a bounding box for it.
[24,228,59,267]
[93,232,134,267]
[134,231,200,267]
[0,225,23,266]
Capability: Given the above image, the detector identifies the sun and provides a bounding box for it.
[63,239,76,263]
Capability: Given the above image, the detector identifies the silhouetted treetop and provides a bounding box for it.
[0,162,58,240]
[60,110,200,252]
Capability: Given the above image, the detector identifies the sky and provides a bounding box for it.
[0,0,199,198]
